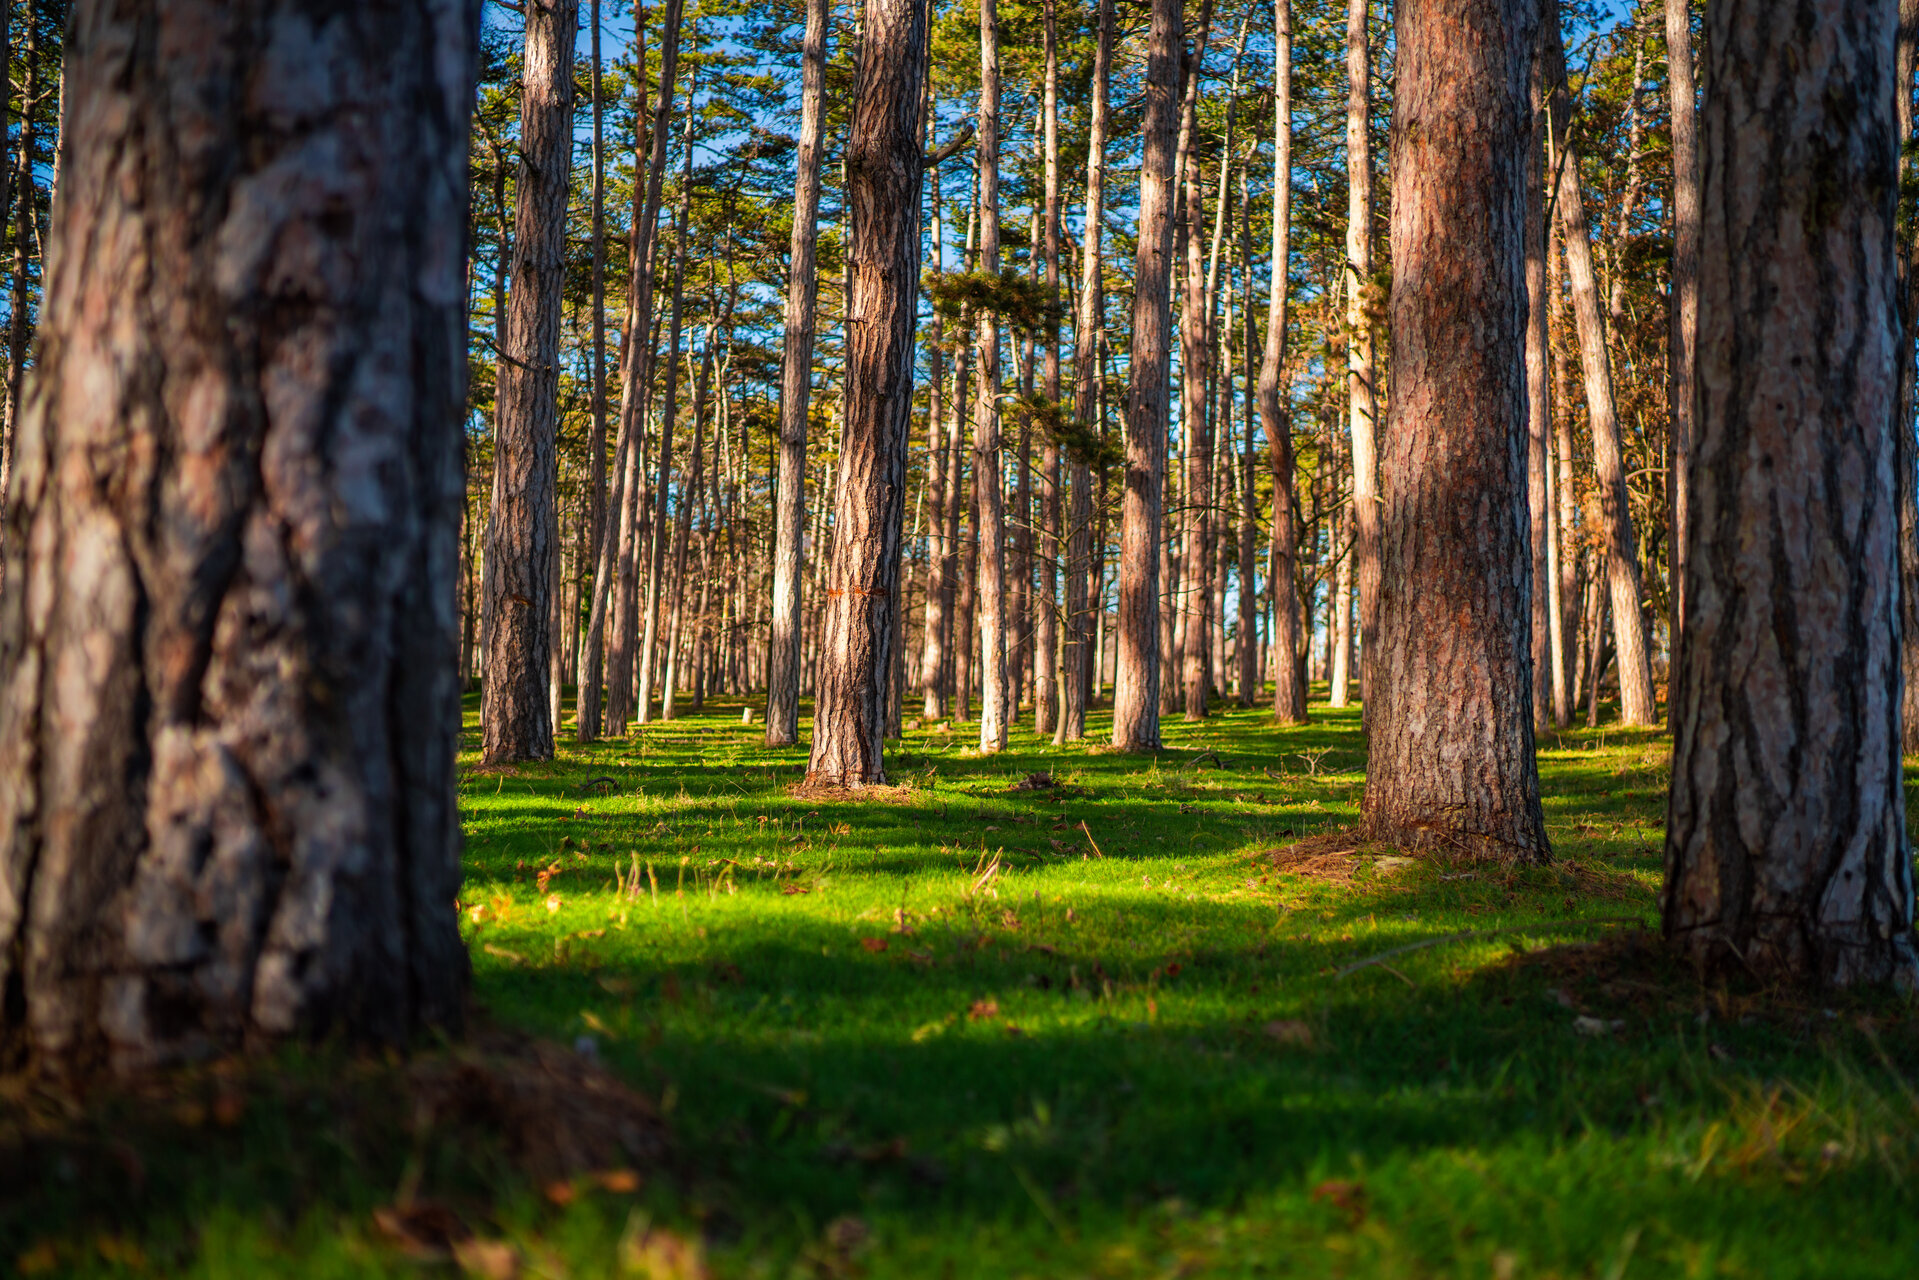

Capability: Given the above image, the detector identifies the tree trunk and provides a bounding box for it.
[766,0,829,746]
[578,0,612,741]
[1362,0,1549,861]
[1342,0,1380,715]
[637,98,696,725]
[807,0,927,782]
[1177,29,1213,722]
[1036,4,1062,736]
[1525,31,1554,732]
[1899,0,1919,754]
[481,0,579,763]
[942,324,969,707]
[663,318,718,721]
[1112,0,1181,751]
[1541,1,1656,727]
[1260,0,1305,724]
[1058,0,1111,744]
[972,0,1010,753]
[599,2,681,736]
[0,0,474,1073]
[919,116,952,720]
[1664,0,1917,988]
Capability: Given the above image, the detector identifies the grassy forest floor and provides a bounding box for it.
[7,689,1919,1278]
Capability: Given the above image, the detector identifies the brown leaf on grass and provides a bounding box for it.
[968,999,1000,1021]
[781,884,810,895]
[620,1227,709,1279]
[594,1167,642,1193]
[14,1241,58,1275]
[860,937,890,953]
[1311,1179,1368,1224]
[452,1238,521,1280]
[1263,1020,1314,1047]
[373,1201,469,1259]
[543,1179,576,1205]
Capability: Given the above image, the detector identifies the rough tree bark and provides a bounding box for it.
[1058,0,1113,744]
[804,0,928,786]
[1343,0,1379,713]
[1259,0,1306,725]
[973,0,1010,754]
[1177,29,1214,721]
[1664,0,1918,988]
[766,0,829,746]
[1542,1,1656,727]
[481,0,579,764]
[0,0,475,1074]
[1111,0,1181,751]
[1361,0,1549,861]
[1893,0,1919,753]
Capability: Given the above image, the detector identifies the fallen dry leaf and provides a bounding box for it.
[594,1168,642,1193]
[860,937,890,953]
[373,1201,468,1259]
[620,1226,709,1280]
[452,1237,520,1280]
[968,999,1000,1021]
[1311,1179,1368,1224]
[1263,1020,1314,1047]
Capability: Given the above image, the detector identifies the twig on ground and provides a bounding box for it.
[1078,820,1106,859]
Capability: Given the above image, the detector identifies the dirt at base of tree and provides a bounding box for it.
[0,1021,668,1254]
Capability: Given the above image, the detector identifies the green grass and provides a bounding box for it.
[7,688,1919,1277]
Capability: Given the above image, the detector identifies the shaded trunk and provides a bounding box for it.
[1892,0,1917,752]
[802,0,928,783]
[1542,2,1656,727]
[1362,0,1548,860]
[1259,0,1306,724]
[0,0,474,1072]
[766,0,829,745]
[1111,0,1181,750]
[1664,0,1916,987]
[482,0,580,763]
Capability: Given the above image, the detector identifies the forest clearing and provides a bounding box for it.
[0,0,1916,1272]
[4,696,1917,1276]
